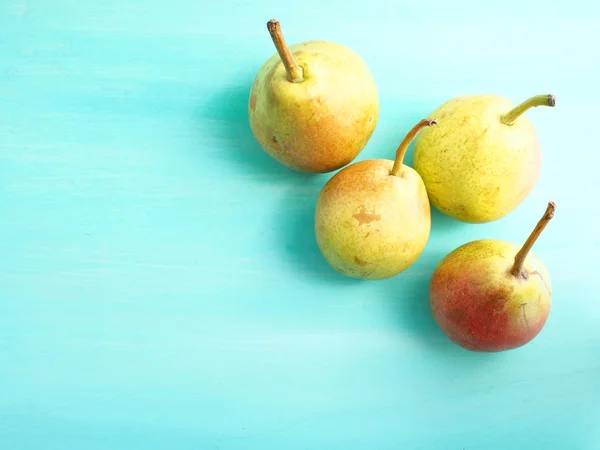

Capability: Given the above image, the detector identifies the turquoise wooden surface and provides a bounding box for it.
[1,1,599,448]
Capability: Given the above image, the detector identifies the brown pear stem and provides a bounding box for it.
[266,19,304,83]
[390,119,437,177]
[501,94,556,126]
[511,202,556,277]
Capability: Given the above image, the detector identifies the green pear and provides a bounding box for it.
[430,202,555,352]
[413,94,556,223]
[314,119,436,280]
[248,19,379,173]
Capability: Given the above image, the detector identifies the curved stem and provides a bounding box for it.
[266,19,304,83]
[390,119,437,177]
[501,94,556,125]
[511,201,556,277]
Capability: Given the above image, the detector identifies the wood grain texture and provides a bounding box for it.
[1,0,599,449]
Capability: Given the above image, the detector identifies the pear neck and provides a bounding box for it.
[501,94,556,126]
[267,19,304,83]
[511,202,556,278]
[390,119,437,177]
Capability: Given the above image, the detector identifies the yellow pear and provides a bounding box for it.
[248,19,379,173]
[314,119,436,280]
[413,94,556,223]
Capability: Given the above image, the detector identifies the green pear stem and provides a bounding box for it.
[390,118,437,177]
[267,19,304,83]
[501,94,556,126]
[510,201,556,278]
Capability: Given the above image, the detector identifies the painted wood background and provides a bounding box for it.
[1,1,599,448]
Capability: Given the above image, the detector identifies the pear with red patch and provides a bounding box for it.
[430,202,556,352]
[248,19,379,173]
[314,119,435,280]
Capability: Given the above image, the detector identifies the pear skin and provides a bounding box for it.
[413,94,555,223]
[314,120,435,280]
[430,202,555,352]
[249,20,379,173]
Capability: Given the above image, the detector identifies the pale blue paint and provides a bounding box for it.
[1,1,599,449]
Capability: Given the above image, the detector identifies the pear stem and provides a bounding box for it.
[510,202,556,278]
[266,19,304,83]
[501,94,556,126]
[390,119,437,177]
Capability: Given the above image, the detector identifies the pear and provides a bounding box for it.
[314,119,436,280]
[429,202,555,352]
[248,19,379,173]
[413,94,556,223]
